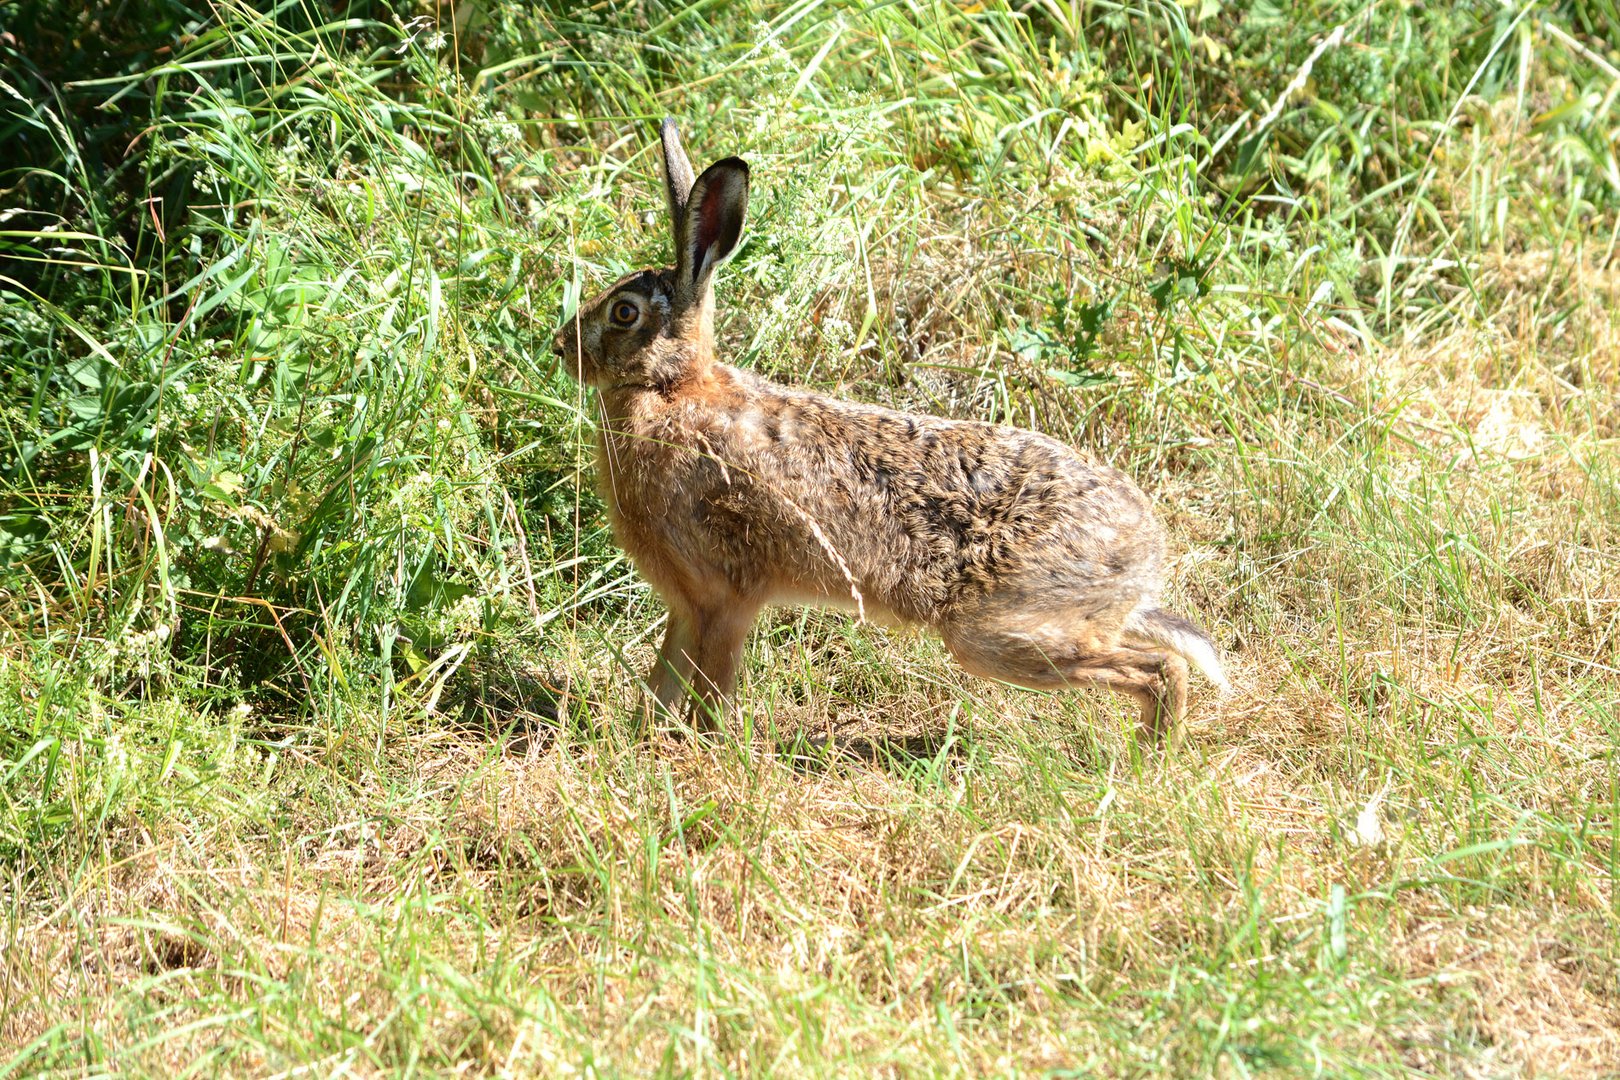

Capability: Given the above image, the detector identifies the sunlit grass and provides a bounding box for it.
[2,0,1618,1074]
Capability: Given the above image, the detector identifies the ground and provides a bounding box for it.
[1,2,1618,1076]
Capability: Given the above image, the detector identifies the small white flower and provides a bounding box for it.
[1349,780,1391,849]
[106,733,130,772]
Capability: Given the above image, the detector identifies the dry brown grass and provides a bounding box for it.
[4,3,1620,1074]
[7,221,1619,1072]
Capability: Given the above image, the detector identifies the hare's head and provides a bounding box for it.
[554,120,749,390]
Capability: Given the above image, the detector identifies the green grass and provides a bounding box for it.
[2,0,1618,1074]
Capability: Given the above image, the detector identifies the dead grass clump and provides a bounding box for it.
[1398,909,1620,1077]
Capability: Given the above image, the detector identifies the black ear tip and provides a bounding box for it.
[661,117,681,136]
[704,156,749,182]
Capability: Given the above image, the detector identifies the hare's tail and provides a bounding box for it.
[1125,603,1232,695]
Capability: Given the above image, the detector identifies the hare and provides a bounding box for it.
[553,120,1230,741]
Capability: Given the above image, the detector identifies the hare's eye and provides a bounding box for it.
[609,299,640,326]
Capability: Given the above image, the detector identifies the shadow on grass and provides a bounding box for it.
[778,729,967,774]
[447,665,570,757]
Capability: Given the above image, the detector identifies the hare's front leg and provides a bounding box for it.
[643,597,758,733]
[686,601,759,732]
[645,608,699,726]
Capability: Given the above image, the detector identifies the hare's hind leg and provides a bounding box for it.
[943,616,1189,742]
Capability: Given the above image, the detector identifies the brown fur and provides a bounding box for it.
[553,121,1228,741]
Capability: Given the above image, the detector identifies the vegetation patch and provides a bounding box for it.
[1,0,1617,1073]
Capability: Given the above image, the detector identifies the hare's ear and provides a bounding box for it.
[677,157,749,304]
[660,118,695,222]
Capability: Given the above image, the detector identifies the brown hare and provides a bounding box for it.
[554,120,1230,741]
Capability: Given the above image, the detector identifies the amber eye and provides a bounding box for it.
[609,298,640,326]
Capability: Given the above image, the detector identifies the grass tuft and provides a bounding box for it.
[2,0,1618,1073]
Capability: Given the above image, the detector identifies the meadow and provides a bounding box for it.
[1,0,1618,1074]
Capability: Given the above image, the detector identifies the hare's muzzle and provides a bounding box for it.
[552,321,588,384]
[552,324,576,364]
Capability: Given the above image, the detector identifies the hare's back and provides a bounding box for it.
[740,376,1164,608]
